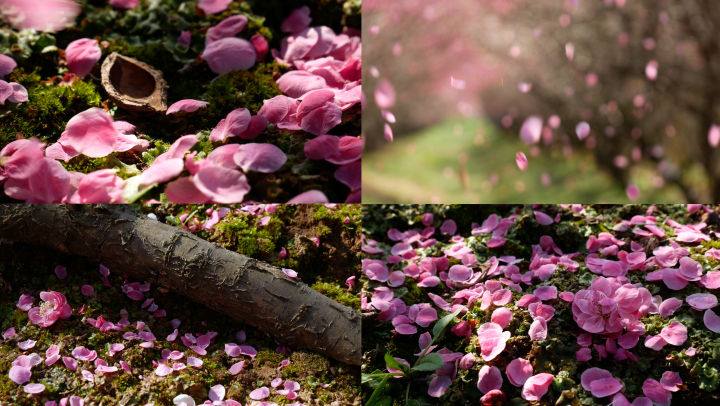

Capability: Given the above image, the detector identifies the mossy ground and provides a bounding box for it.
[0,204,361,405]
[0,0,361,202]
[144,203,361,309]
[362,204,720,405]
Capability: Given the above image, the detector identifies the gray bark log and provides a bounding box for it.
[0,205,360,365]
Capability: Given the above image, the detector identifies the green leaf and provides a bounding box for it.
[122,175,156,203]
[432,308,462,339]
[412,353,444,372]
[365,376,390,406]
[384,353,409,374]
[361,371,393,385]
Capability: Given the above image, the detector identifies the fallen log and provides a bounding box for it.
[0,205,360,365]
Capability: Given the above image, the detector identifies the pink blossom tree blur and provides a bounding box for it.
[365,0,720,201]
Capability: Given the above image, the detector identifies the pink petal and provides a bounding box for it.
[208,384,225,402]
[206,15,248,46]
[297,89,342,136]
[477,365,503,394]
[257,95,301,130]
[686,293,717,311]
[427,375,452,397]
[626,185,639,201]
[166,99,208,115]
[374,78,395,110]
[277,70,328,98]
[155,134,198,164]
[589,377,623,398]
[529,318,547,341]
[192,166,250,203]
[642,379,670,404]
[109,0,139,9]
[521,373,554,401]
[660,371,682,392]
[27,159,72,203]
[197,0,232,14]
[250,34,269,60]
[60,108,122,158]
[645,60,659,81]
[384,123,394,142]
[533,211,553,225]
[516,152,528,171]
[164,177,211,203]
[506,358,533,387]
[65,38,101,77]
[1,0,81,32]
[281,6,311,33]
[576,122,591,140]
[202,37,256,74]
[520,116,542,144]
[23,383,45,394]
[709,125,720,148]
[138,158,184,188]
[334,160,361,191]
[249,386,270,400]
[155,363,173,376]
[228,360,245,374]
[704,309,720,333]
[659,321,687,346]
[287,190,329,203]
[491,308,513,329]
[9,366,31,384]
[304,135,339,160]
[233,143,287,173]
[0,54,17,78]
[210,108,252,143]
[70,169,125,203]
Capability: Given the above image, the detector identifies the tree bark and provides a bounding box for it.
[0,205,360,366]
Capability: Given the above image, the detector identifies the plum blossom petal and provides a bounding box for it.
[65,39,101,77]
[520,116,542,144]
[202,37,256,74]
[297,89,342,136]
[23,383,45,394]
[206,15,248,46]
[109,0,139,9]
[249,386,270,400]
[428,375,452,398]
[477,365,503,394]
[197,0,232,15]
[192,166,250,203]
[515,152,528,171]
[686,293,717,311]
[521,373,554,401]
[281,6,312,33]
[9,365,31,384]
[659,321,687,346]
[166,99,208,115]
[704,309,720,333]
[0,54,17,78]
[506,358,533,387]
[287,190,329,203]
[208,384,225,402]
[233,143,287,173]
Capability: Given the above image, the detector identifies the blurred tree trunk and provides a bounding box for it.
[0,205,360,366]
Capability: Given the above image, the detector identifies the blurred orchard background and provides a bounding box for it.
[363,0,720,203]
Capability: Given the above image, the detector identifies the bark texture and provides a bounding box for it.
[0,205,360,365]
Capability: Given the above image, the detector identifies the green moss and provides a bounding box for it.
[255,349,284,365]
[311,281,359,308]
[0,72,102,143]
[202,62,282,119]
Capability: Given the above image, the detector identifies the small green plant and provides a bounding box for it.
[362,309,462,406]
